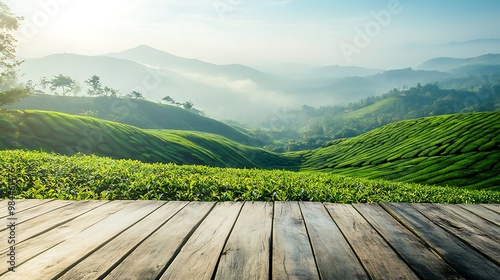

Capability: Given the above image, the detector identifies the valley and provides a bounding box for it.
[1,0,499,203]
[1,95,499,195]
[2,2,500,279]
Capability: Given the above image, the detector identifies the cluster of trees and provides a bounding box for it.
[37,75,79,96]
[33,74,145,99]
[161,96,193,110]
[161,96,205,116]
[0,2,148,108]
[28,72,207,116]
[30,73,205,115]
[258,82,500,152]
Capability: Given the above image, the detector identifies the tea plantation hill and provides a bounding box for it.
[0,110,300,170]
[1,106,499,190]
[9,95,260,146]
[300,111,500,190]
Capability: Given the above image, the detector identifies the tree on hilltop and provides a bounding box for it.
[162,96,175,104]
[128,90,144,99]
[49,74,79,96]
[104,86,119,97]
[182,101,194,110]
[85,75,104,96]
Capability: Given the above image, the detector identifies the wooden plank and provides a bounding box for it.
[442,204,500,239]
[12,200,107,243]
[325,204,418,280]
[0,200,130,276]
[60,201,189,280]
[214,202,273,280]
[102,202,213,280]
[159,202,242,280]
[413,204,500,264]
[272,201,320,280]
[0,199,53,219]
[300,202,369,280]
[1,200,159,279]
[459,204,500,226]
[0,200,72,231]
[482,204,500,214]
[382,202,500,280]
[354,204,464,279]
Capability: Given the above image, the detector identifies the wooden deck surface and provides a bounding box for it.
[1,200,499,279]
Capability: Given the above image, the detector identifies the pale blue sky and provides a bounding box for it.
[4,0,500,68]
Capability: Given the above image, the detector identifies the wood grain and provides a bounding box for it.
[1,200,161,279]
[0,200,497,279]
[159,202,242,280]
[301,202,369,280]
[215,202,273,280]
[0,199,53,219]
[15,200,106,243]
[413,203,500,264]
[382,202,500,280]
[0,200,131,276]
[103,202,213,280]
[272,201,320,280]
[354,203,463,279]
[0,200,72,233]
[482,204,500,214]
[459,204,500,226]
[61,201,188,280]
[326,203,418,280]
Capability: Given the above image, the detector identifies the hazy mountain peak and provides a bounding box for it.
[108,44,201,63]
[444,38,500,46]
[418,53,500,72]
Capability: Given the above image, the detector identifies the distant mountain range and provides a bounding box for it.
[444,38,500,47]
[18,45,500,124]
[417,53,500,73]
[106,45,275,86]
[397,38,500,66]
[403,38,500,50]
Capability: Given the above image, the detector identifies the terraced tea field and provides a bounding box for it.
[1,109,499,190]
[0,110,300,170]
[9,95,258,145]
[301,112,500,190]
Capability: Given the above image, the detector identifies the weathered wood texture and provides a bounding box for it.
[1,200,498,279]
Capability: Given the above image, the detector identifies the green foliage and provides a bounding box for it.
[302,112,500,190]
[0,87,30,107]
[1,107,498,192]
[9,95,260,145]
[48,74,78,96]
[0,110,300,170]
[261,83,500,152]
[182,101,194,110]
[85,75,104,96]
[1,150,498,203]
[128,90,143,99]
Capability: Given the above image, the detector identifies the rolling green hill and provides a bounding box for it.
[9,95,260,146]
[301,112,500,190]
[1,108,498,190]
[340,97,400,119]
[0,110,299,170]
[263,82,499,152]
